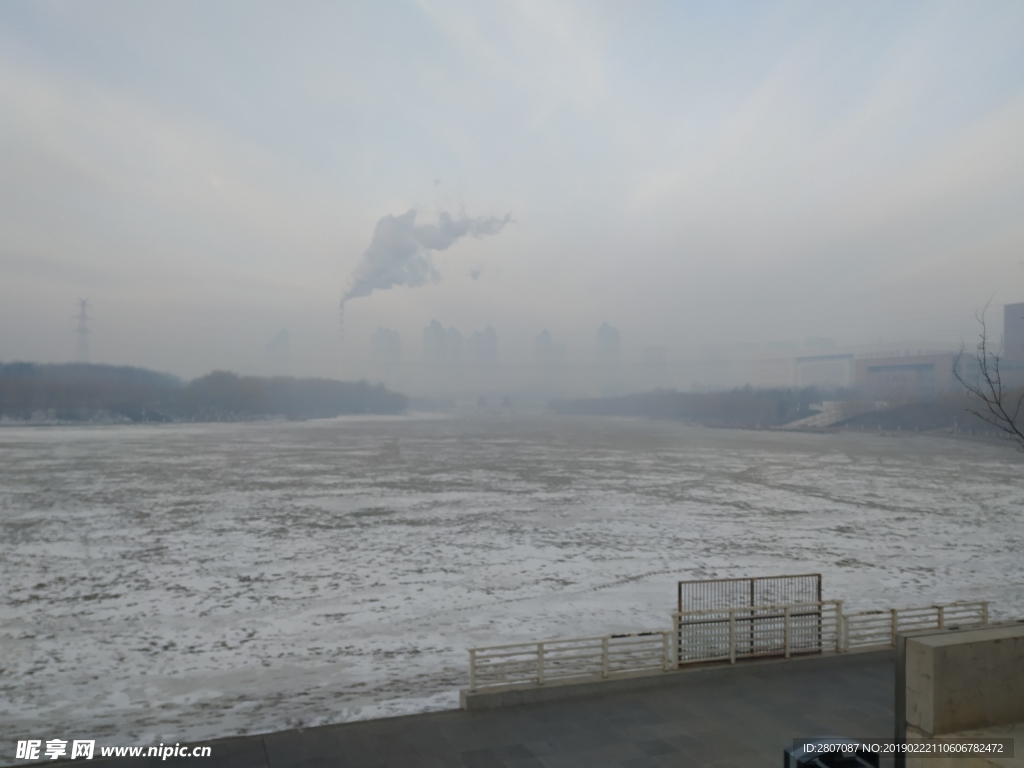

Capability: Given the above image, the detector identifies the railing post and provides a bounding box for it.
[835,601,844,653]
[937,605,944,629]
[890,608,898,646]
[669,620,677,669]
[729,609,736,664]
[982,601,989,625]
[469,649,477,692]
[601,636,609,678]
[674,613,682,667]
[537,643,545,685]
[784,606,791,658]
[661,631,670,671]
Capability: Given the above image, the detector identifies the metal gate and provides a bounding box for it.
[677,574,822,613]
[675,574,824,664]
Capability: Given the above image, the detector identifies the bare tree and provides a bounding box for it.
[954,306,1024,449]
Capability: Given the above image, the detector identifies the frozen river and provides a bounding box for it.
[1,414,1022,744]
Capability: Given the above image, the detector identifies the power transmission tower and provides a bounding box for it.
[75,299,92,363]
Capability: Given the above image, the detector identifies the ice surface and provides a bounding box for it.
[0,414,1021,743]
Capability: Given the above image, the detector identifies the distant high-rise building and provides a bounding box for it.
[470,326,497,360]
[446,327,464,360]
[422,320,469,362]
[1004,303,1024,362]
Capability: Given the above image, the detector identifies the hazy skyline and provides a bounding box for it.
[2,1,1023,380]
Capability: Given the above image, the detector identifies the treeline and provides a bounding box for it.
[549,387,822,427]
[548,387,999,434]
[836,396,987,432]
[0,363,406,422]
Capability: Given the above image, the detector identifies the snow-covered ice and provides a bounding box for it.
[1,414,1021,744]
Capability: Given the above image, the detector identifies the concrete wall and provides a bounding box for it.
[905,622,1024,736]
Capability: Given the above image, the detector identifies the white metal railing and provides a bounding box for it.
[673,600,843,666]
[840,601,988,651]
[466,599,990,693]
[468,631,671,692]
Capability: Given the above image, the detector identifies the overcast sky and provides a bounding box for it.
[2,1,1023,379]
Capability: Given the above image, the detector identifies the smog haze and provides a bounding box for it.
[2,1,1023,391]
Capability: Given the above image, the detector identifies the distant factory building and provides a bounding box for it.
[854,353,956,399]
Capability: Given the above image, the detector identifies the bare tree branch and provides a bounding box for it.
[953,304,1024,450]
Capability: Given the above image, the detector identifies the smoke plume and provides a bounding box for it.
[341,209,511,307]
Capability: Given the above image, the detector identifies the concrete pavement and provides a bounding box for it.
[89,651,895,768]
